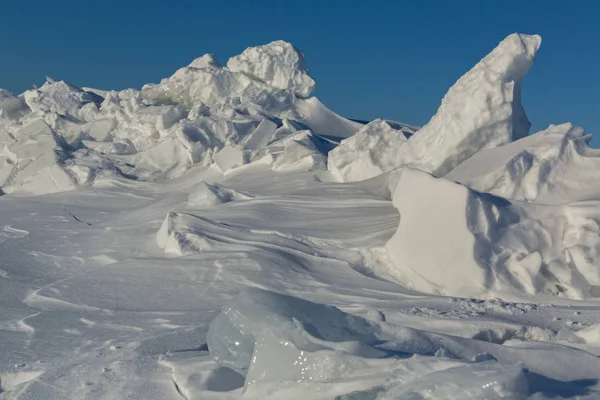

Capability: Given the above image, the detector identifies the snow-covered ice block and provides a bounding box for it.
[328,119,415,181]
[213,145,245,173]
[329,33,541,181]
[23,80,102,117]
[206,289,388,381]
[447,123,600,204]
[141,56,266,108]
[207,289,600,396]
[241,119,277,151]
[0,89,28,119]
[82,139,136,155]
[386,168,486,296]
[386,168,600,299]
[132,137,193,177]
[261,130,328,172]
[188,53,223,69]
[227,40,315,97]
[82,118,117,142]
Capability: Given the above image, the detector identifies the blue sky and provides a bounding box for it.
[1,0,598,144]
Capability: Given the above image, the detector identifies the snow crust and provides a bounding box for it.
[2,33,600,400]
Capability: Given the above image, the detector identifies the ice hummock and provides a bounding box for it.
[0,40,362,195]
[227,40,316,98]
[329,33,541,182]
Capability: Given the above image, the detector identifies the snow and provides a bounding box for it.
[1,33,600,400]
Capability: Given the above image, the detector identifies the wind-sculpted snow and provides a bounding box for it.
[387,168,600,299]
[330,33,541,182]
[447,123,600,203]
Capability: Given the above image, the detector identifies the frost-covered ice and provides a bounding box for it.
[1,34,600,400]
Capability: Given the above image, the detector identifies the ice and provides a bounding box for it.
[241,119,277,151]
[213,145,246,172]
[82,118,117,142]
[207,289,600,397]
[330,33,540,182]
[227,40,315,98]
[23,79,102,117]
[0,89,28,119]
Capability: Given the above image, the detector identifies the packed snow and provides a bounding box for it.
[1,34,600,400]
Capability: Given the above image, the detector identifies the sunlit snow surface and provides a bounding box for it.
[1,36,600,399]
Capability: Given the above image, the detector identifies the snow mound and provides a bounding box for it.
[447,123,600,204]
[227,40,315,97]
[330,33,540,182]
[188,181,253,207]
[386,168,600,299]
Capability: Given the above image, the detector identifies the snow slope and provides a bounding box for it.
[1,34,600,400]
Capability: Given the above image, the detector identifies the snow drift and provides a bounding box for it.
[386,168,600,299]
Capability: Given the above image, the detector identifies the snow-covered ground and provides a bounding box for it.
[1,35,600,399]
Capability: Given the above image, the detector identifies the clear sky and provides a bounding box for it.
[1,0,598,144]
